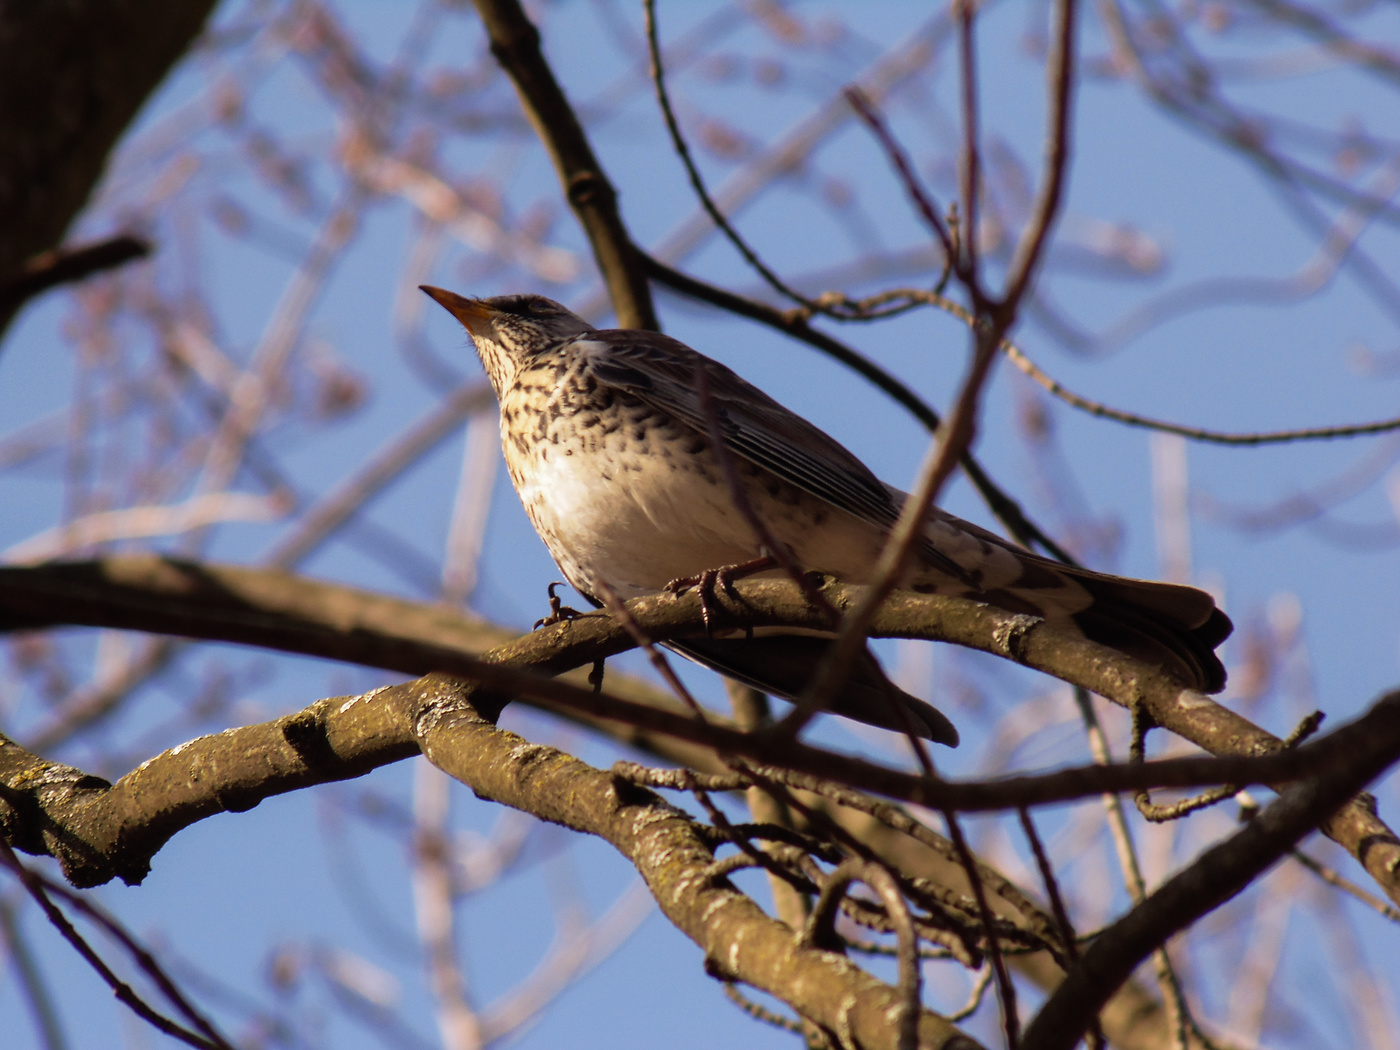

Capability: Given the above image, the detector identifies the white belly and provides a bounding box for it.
[507,429,886,600]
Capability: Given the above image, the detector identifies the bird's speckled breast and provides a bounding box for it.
[497,358,880,599]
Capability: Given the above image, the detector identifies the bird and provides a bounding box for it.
[421,286,1232,747]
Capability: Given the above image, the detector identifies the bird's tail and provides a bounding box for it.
[1053,564,1232,692]
[927,530,1232,691]
[896,491,1232,693]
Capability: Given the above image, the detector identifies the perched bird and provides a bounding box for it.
[422,287,1232,746]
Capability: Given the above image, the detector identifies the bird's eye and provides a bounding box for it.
[527,298,553,315]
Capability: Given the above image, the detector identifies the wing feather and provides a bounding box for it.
[583,331,897,521]
[581,331,971,581]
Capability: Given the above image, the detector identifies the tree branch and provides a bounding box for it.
[1,672,986,1050]
[1021,697,1400,1049]
[413,682,985,1050]
[1,556,1397,908]
[470,0,656,329]
[0,234,150,315]
[0,0,217,338]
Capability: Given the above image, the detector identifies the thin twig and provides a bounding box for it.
[864,862,924,1050]
[1002,0,1079,307]
[0,843,233,1050]
[956,0,982,288]
[1015,809,1076,965]
[593,579,707,719]
[725,681,817,1019]
[1006,340,1400,445]
[643,0,836,317]
[800,858,860,950]
[947,965,994,1023]
[1131,705,1239,824]
[720,982,803,1033]
[843,87,955,264]
[797,852,925,1046]
[683,770,821,906]
[944,809,1019,1048]
[1289,848,1400,924]
[1133,710,1324,823]
[1018,808,1105,1048]
[0,898,69,1050]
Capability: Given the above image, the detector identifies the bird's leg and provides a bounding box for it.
[665,554,777,635]
[533,581,586,629]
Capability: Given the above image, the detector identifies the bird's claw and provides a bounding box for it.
[666,556,773,636]
[534,581,584,629]
[665,568,726,636]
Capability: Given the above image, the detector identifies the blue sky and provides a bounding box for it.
[2,1,1398,1047]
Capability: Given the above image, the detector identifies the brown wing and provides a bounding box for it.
[580,330,973,583]
[583,332,896,519]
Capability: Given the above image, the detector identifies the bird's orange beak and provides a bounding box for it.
[420,285,494,335]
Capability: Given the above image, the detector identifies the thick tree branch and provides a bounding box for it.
[0,554,722,770]
[0,673,984,1049]
[0,0,217,338]
[1,671,1390,1044]
[415,683,983,1050]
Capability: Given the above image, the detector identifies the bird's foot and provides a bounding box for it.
[534,581,585,629]
[665,555,776,635]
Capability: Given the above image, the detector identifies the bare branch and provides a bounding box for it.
[413,680,992,1050]
[1020,715,1400,1049]
[644,0,824,314]
[0,842,233,1050]
[1001,0,1078,309]
[956,0,982,287]
[470,0,655,329]
[1005,341,1400,445]
[944,808,1019,1047]
[1,557,1397,814]
[0,897,68,1050]
[844,87,955,265]
[0,234,151,315]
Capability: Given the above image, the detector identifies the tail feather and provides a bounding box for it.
[1043,563,1231,692]
[912,503,1233,693]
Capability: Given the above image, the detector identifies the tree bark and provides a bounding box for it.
[0,0,218,336]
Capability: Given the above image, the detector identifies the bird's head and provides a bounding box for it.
[420,287,595,394]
